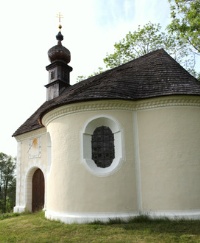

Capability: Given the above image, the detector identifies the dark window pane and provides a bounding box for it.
[92,126,115,168]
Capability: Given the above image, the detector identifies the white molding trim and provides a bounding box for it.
[45,211,138,224]
[14,141,22,211]
[146,210,200,220]
[42,96,200,126]
[13,206,26,213]
[133,111,142,212]
[24,164,47,212]
[81,115,124,177]
[45,210,200,224]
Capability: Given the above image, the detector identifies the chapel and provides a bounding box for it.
[13,25,200,223]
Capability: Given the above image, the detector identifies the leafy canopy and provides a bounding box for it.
[77,21,199,82]
[168,0,200,53]
[0,152,16,213]
[103,22,195,73]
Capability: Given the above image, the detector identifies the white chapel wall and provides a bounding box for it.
[14,127,49,212]
[14,96,200,222]
[43,100,138,221]
[137,104,200,216]
[43,96,200,222]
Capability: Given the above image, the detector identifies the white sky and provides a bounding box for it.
[0,0,175,157]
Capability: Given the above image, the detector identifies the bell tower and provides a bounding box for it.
[45,16,72,101]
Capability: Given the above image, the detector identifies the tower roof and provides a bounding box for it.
[48,25,71,64]
[13,49,200,137]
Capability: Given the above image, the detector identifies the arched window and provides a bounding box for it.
[92,126,115,168]
[82,116,124,176]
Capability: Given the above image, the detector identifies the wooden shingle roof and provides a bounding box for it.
[13,49,200,137]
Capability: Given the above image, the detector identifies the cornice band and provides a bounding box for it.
[42,96,200,127]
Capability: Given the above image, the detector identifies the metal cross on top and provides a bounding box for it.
[56,12,63,23]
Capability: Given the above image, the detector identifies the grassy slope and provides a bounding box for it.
[0,211,200,242]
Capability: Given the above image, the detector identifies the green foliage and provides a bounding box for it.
[90,215,171,225]
[168,0,200,53]
[104,22,166,68]
[0,152,16,213]
[78,21,200,81]
[76,67,104,82]
[0,212,20,220]
[103,22,197,77]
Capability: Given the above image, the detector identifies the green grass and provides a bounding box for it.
[1,211,200,242]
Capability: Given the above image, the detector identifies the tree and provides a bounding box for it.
[77,67,104,82]
[168,0,200,53]
[103,22,196,75]
[0,153,16,213]
[77,22,199,82]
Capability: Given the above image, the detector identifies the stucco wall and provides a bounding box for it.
[14,127,49,212]
[14,96,200,221]
[138,106,200,212]
[42,97,200,222]
[45,107,137,215]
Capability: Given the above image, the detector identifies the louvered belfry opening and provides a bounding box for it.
[92,126,115,168]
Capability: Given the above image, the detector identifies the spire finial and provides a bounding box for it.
[56,12,64,44]
[56,12,63,30]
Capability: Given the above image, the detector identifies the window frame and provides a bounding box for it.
[81,116,124,177]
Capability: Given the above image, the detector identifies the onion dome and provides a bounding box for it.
[48,24,71,64]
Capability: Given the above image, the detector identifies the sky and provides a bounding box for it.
[0,0,173,157]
